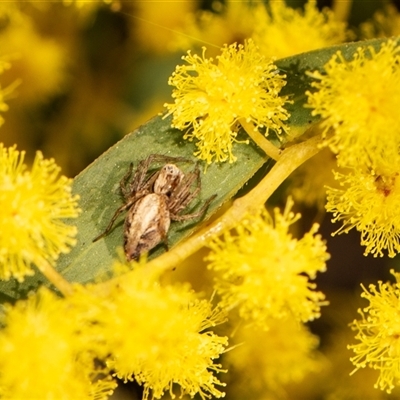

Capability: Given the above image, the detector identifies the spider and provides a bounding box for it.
[93,154,215,260]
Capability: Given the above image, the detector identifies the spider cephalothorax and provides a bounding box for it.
[93,154,215,260]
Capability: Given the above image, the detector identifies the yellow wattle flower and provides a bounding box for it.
[164,39,290,164]
[0,144,80,282]
[207,198,329,328]
[326,163,400,258]
[349,270,400,393]
[0,286,116,399]
[253,0,348,59]
[308,39,400,258]
[0,4,66,104]
[226,319,323,397]
[307,39,400,169]
[76,265,228,400]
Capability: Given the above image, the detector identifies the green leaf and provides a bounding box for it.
[58,116,268,284]
[0,36,396,301]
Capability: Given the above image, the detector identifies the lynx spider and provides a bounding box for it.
[93,154,215,260]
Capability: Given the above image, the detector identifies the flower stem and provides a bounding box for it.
[239,118,281,161]
[145,132,324,276]
[37,258,74,296]
[332,0,352,21]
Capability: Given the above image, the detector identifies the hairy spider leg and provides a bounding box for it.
[170,194,217,222]
[120,162,135,199]
[92,196,143,242]
[168,163,216,221]
[168,164,202,214]
[120,161,157,200]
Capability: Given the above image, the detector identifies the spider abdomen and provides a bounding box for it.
[124,193,170,260]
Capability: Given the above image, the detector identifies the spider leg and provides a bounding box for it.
[130,156,155,193]
[169,162,216,222]
[93,198,137,242]
[168,164,202,214]
[121,157,161,200]
[120,163,134,199]
[170,194,216,222]
[125,155,170,196]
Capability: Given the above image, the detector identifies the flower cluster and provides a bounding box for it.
[307,39,400,257]
[225,319,323,397]
[326,165,400,257]
[71,266,228,400]
[207,199,329,328]
[361,4,400,39]
[172,0,256,56]
[253,0,348,59]
[164,39,290,163]
[0,287,116,399]
[174,0,348,62]
[3,0,400,397]
[0,144,80,281]
[0,3,66,104]
[0,264,228,400]
[307,40,400,169]
[349,270,400,393]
